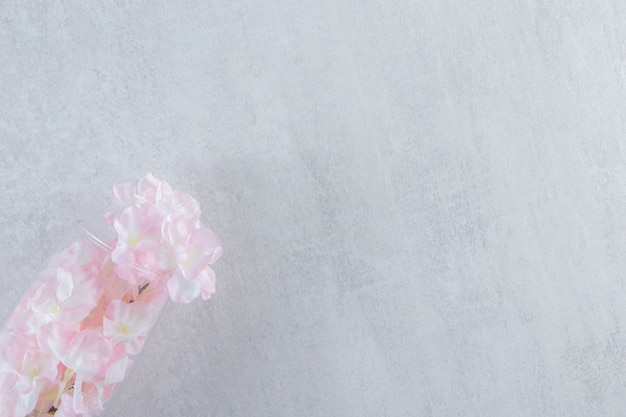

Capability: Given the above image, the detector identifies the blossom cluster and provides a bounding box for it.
[0,174,222,416]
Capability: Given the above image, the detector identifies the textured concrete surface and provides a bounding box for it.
[2,1,626,416]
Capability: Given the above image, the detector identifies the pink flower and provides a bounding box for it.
[39,325,112,384]
[162,213,222,303]
[0,335,59,417]
[113,205,163,252]
[158,190,202,221]
[14,349,58,394]
[113,241,176,284]
[28,266,101,329]
[105,181,137,225]
[103,299,160,355]
[137,173,173,206]
[112,205,174,283]
[163,213,222,279]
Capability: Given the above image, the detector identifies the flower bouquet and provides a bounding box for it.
[0,174,222,416]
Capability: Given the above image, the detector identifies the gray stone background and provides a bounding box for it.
[2,1,626,416]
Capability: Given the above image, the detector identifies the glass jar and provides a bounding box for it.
[0,174,222,417]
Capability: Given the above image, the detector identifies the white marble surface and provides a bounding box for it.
[2,1,626,416]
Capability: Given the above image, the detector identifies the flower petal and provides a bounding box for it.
[138,173,172,205]
[167,273,201,304]
[112,182,136,207]
[104,344,131,386]
[103,300,161,354]
[63,330,112,383]
[197,267,216,301]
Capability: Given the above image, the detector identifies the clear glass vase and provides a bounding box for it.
[0,174,222,417]
[0,223,168,417]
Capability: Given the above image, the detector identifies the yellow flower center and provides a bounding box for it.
[128,235,139,247]
[27,367,40,379]
[117,322,132,336]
